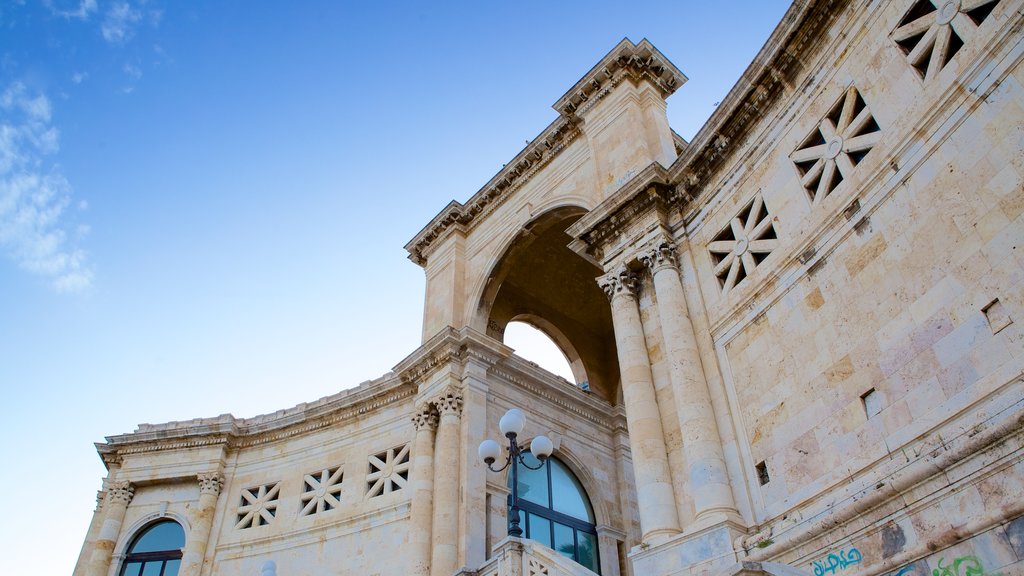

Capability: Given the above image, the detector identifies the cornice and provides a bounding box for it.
[490,353,614,429]
[97,374,417,466]
[394,325,514,386]
[666,0,846,201]
[566,162,676,264]
[403,119,581,266]
[553,38,686,118]
[404,39,685,268]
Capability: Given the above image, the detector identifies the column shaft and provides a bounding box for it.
[410,406,438,576]
[85,481,134,576]
[643,243,738,524]
[601,269,681,543]
[431,388,463,576]
[180,473,223,576]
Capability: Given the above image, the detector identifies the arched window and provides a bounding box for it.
[120,520,185,576]
[509,454,599,573]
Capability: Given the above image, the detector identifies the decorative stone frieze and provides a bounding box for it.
[300,467,344,515]
[367,445,411,497]
[708,192,778,294]
[197,472,224,495]
[236,483,280,529]
[791,86,881,205]
[892,0,1001,81]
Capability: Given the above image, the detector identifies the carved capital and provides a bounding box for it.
[433,387,464,417]
[197,472,224,495]
[412,405,439,431]
[106,481,135,506]
[597,267,639,301]
[95,490,106,513]
[638,239,678,275]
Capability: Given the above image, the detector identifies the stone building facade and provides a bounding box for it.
[75,1,1024,575]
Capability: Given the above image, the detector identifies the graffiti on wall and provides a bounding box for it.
[813,547,864,576]
[892,555,1005,576]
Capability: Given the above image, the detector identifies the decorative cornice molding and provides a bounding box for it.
[567,163,676,263]
[553,38,686,118]
[405,39,686,268]
[666,0,845,203]
[404,119,581,266]
[197,472,224,496]
[98,376,417,462]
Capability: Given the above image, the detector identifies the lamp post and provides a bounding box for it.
[478,408,554,538]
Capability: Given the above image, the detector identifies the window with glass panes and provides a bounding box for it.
[509,453,599,573]
[119,520,184,576]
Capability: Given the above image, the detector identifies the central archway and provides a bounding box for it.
[477,206,620,403]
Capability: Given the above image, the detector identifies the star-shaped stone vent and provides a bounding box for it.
[300,466,344,516]
[367,444,411,498]
[791,86,881,204]
[892,0,1001,81]
[708,193,778,294]
[235,482,280,529]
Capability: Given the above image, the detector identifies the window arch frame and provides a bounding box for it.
[508,454,601,574]
[118,519,185,576]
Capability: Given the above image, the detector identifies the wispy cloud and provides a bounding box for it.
[0,83,93,292]
[44,0,97,21]
[101,2,142,44]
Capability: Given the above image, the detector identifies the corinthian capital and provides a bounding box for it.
[433,387,464,417]
[197,472,224,495]
[412,405,439,431]
[638,239,678,274]
[597,267,639,300]
[106,481,135,505]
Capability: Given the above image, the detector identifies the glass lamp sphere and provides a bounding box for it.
[499,408,526,437]
[478,439,501,465]
[530,435,554,460]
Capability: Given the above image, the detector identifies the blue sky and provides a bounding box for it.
[0,1,790,572]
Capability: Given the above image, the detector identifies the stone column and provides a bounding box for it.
[639,240,738,526]
[410,405,439,576]
[599,268,681,543]
[85,480,134,576]
[431,387,463,576]
[179,472,223,576]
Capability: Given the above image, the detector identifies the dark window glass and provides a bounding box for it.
[553,522,575,560]
[120,521,184,576]
[550,459,593,521]
[508,455,600,574]
[130,522,185,553]
[578,531,599,572]
[528,513,552,548]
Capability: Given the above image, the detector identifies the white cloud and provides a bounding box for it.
[0,83,93,292]
[71,71,88,84]
[102,2,142,44]
[44,0,97,20]
[123,62,142,81]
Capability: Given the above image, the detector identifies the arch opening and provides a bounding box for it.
[478,207,619,402]
[504,320,579,385]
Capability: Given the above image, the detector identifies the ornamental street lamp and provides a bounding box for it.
[478,408,554,538]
